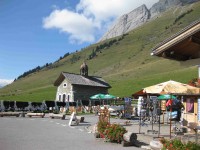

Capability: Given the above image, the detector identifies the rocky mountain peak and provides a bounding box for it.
[100,4,150,41]
[150,0,182,18]
[100,0,199,41]
[150,0,199,18]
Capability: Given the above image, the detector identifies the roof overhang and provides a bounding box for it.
[151,19,200,61]
[54,72,65,86]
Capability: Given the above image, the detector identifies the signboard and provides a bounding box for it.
[68,112,78,126]
[150,96,159,115]
[137,97,143,116]
[68,112,74,126]
[161,100,166,111]
[124,97,132,119]
[150,96,157,103]
[198,99,200,121]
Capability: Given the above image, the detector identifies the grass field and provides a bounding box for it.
[0,3,200,102]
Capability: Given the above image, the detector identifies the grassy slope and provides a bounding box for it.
[0,3,200,102]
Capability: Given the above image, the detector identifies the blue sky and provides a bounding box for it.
[0,0,158,87]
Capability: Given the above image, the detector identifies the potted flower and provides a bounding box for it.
[97,121,110,138]
[104,124,127,143]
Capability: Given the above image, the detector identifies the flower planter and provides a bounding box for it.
[100,133,105,138]
[96,121,127,144]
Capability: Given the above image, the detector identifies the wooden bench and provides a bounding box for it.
[76,116,84,122]
[50,114,65,120]
[0,112,20,117]
[27,113,45,118]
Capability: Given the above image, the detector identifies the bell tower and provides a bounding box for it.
[80,61,88,76]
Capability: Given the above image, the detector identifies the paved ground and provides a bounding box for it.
[1,114,199,150]
[87,115,200,148]
[0,114,143,150]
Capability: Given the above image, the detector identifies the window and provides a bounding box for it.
[59,95,61,101]
[63,94,66,102]
[67,95,70,102]
[63,83,67,88]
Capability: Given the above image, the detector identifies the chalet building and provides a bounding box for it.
[54,62,111,103]
[151,19,200,125]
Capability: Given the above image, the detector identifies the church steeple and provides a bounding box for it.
[80,61,88,76]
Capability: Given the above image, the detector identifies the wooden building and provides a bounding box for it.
[151,19,200,61]
[54,63,111,103]
[151,19,200,125]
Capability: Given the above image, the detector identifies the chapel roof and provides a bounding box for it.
[54,72,111,88]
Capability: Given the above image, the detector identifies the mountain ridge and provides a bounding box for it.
[100,0,200,41]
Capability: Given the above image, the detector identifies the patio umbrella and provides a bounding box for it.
[90,94,105,106]
[90,94,105,100]
[103,94,116,99]
[158,94,176,100]
[103,94,116,105]
[143,80,200,95]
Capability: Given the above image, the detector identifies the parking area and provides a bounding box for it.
[0,114,142,150]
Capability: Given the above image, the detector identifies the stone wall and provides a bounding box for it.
[56,81,109,102]
[56,79,72,102]
[73,85,108,101]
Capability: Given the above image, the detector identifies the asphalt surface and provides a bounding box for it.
[0,114,142,150]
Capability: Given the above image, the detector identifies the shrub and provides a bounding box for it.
[160,138,200,150]
[97,121,110,138]
[104,124,127,143]
[185,141,200,150]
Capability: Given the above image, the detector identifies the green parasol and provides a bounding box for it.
[158,94,176,100]
[90,94,105,100]
[103,94,116,99]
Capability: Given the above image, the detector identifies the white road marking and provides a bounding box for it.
[56,122,60,125]
[79,129,84,132]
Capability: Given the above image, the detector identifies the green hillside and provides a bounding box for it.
[1,3,200,102]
